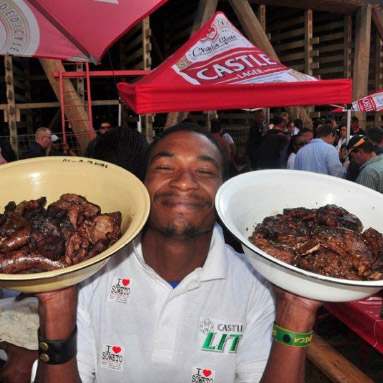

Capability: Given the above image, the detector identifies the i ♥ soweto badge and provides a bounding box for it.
[191,367,216,382]
[101,344,125,371]
[108,276,132,304]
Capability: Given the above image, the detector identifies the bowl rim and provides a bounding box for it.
[0,156,150,281]
[216,169,383,288]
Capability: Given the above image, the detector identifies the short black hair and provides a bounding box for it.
[298,127,313,136]
[294,119,303,129]
[351,116,359,123]
[145,122,227,177]
[93,126,148,180]
[367,126,383,145]
[317,124,336,138]
[273,116,284,126]
[210,118,222,133]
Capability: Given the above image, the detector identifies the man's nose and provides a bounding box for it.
[169,170,198,190]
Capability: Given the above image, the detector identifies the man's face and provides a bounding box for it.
[255,110,265,123]
[100,123,112,135]
[144,131,223,240]
[40,131,52,149]
[349,148,367,164]
[339,126,347,138]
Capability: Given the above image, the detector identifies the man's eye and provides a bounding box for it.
[196,168,214,175]
[156,165,173,170]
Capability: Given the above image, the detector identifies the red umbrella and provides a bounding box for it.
[0,0,168,64]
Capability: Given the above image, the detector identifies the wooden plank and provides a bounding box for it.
[313,20,344,33]
[266,15,304,32]
[257,4,266,31]
[353,4,372,132]
[316,32,345,42]
[307,333,375,383]
[39,58,90,152]
[280,52,305,62]
[305,9,313,75]
[271,27,305,41]
[372,7,383,41]
[316,54,344,63]
[314,66,345,74]
[318,43,345,53]
[344,15,353,78]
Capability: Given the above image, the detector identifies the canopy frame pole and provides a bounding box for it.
[346,104,352,144]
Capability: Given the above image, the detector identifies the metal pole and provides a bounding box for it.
[346,104,352,143]
[118,98,122,127]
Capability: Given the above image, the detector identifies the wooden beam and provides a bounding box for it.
[39,58,90,152]
[353,5,372,130]
[165,0,219,128]
[229,0,313,129]
[229,0,279,61]
[344,15,352,79]
[4,55,19,158]
[372,7,383,41]
[307,333,374,383]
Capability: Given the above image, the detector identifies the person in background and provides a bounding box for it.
[256,115,290,169]
[293,119,303,135]
[210,119,236,163]
[312,118,325,138]
[351,116,366,136]
[246,109,266,169]
[230,152,252,177]
[0,127,17,163]
[210,119,232,167]
[347,136,383,193]
[336,122,349,152]
[83,121,112,158]
[339,143,349,168]
[93,126,148,181]
[298,128,314,144]
[286,135,307,170]
[27,127,52,158]
[294,124,346,178]
[366,126,383,155]
[49,135,77,156]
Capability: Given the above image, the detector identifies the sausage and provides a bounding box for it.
[0,226,31,253]
[0,250,67,274]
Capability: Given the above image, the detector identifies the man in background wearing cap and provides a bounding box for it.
[294,124,346,178]
[49,135,77,156]
[347,135,383,193]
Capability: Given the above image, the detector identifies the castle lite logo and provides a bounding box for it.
[199,317,243,353]
[108,276,132,304]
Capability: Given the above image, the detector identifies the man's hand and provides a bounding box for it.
[0,342,38,383]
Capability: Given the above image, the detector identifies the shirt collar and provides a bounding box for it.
[132,223,228,284]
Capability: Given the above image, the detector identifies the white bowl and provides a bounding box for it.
[216,169,383,302]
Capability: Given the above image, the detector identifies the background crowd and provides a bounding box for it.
[1,110,383,194]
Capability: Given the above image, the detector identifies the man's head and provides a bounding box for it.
[280,111,289,126]
[317,124,336,144]
[347,136,375,165]
[338,123,347,139]
[367,127,383,147]
[292,135,307,152]
[99,122,112,135]
[298,128,314,144]
[254,109,265,123]
[144,123,224,241]
[273,116,285,130]
[210,118,222,134]
[351,116,359,132]
[35,127,52,149]
[325,114,337,128]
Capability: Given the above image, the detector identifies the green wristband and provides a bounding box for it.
[272,323,313,347]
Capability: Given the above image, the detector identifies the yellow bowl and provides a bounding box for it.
[0,157,150,293]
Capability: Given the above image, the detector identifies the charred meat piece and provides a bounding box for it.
[0,213,31,253]
[316,204,363,233]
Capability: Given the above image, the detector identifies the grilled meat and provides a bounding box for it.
[249,205,383,281]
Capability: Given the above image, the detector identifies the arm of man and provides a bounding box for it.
[327,147,347,178]
[35,287,82,383]
[260,287,321,383]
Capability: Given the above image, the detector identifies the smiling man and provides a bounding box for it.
[28,123,321,383]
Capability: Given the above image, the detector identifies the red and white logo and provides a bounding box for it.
[101,344,125,371]
[191,366,216,383]
[108,276,132,304]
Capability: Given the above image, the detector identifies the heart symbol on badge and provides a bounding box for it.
[122,279,130,286]
[112,346,121,354]
[203,369,212,377]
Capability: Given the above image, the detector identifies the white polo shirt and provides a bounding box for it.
[76,224,275,383]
